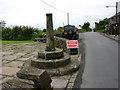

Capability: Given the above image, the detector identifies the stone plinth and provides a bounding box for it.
[31,54,70,69]
[18,54,81,77]
[38,48,64,60]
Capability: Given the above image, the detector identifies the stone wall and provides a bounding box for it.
[54,36,68,52]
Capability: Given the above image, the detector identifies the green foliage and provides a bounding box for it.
[95,18,109,31]
[54,27,63,37]
[82,22,92,31]
[2,27,12,40]
[43,29,46,32]
[78,29,88,33]
[32,30,46,39]
[2,26,39,41]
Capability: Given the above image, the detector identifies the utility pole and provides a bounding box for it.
[106,2,118,36]
[63,22,64,27]
[115,2,118,36]
[67,13,69,25]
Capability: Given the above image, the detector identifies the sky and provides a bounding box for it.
[0,0,120,29]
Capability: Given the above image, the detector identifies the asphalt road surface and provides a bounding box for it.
[74,32,118,88]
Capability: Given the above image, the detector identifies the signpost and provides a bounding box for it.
[66,40,79,55]
[66,40,78,49]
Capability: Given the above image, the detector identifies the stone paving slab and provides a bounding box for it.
[2,60,9,65]
[17,57,31,62]
[4,61,24,68]
[3,55,18,61]
[0,67,20,76]
[0,75,3,80]
[51,76,69,88]
[22,54,36,58]
[14,53,26,57]
[0,60,2,67]
[0,68,2,76]
[1,42,46,82]
[30,51,38,55]
[1,52,14,56]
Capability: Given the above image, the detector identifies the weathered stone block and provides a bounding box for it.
[17,67,52,89]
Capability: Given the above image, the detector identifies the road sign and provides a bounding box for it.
[66,40,78,49]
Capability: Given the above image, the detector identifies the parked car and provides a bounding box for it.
[62,25,79,40]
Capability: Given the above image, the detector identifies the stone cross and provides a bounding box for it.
[45,13,55,51]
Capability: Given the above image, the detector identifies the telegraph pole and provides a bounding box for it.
[115,2,118,36]
[63,22,64,27]
[67,13,69,25]
[106,2,118,36]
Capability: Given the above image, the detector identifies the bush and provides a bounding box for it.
[2,26,39,41]
[54,27,63,37]
[32,30,46,39]
[78,29,88,33]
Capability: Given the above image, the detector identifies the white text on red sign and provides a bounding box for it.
[66,40,78,49]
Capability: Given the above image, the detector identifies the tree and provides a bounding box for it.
[43,29,46,32]
[95,18,109,31]
[82,22,91,31]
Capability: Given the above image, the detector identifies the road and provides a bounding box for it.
[74,32,118,88]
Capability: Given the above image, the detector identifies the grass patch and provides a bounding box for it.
[1,40,35,44]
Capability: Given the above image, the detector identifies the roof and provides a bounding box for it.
[109,12,120,19]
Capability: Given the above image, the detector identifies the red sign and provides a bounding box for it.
[66,40,78,49]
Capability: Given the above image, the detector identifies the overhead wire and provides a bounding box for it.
[40,0,66,13]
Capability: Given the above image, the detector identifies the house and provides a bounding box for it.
[107,11,120,35]
[107,1,120,35]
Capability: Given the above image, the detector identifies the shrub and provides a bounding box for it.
[2,26,38,41]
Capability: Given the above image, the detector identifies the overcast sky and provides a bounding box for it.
[0,0,119,29]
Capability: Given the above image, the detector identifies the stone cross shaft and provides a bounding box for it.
[45,13,55,51]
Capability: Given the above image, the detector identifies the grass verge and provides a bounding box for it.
[1,40,35,44]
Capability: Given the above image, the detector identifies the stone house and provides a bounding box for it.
[107,12,120,35]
